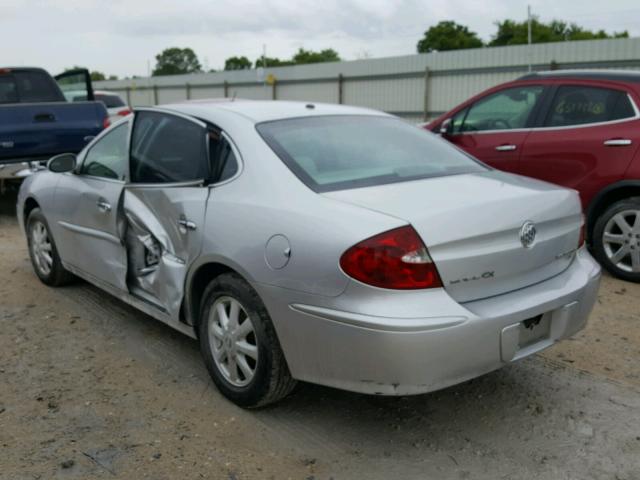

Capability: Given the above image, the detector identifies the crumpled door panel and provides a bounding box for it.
[122,187,208,319]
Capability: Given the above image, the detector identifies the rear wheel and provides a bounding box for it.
[592,197,640,282]
[26,208,74,286]
[198,273,296,408]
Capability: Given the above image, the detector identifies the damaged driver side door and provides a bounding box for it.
[123,110,211,320]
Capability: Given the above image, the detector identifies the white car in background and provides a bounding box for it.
[67,89,131,124]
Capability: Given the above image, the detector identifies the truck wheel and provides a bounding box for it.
[26,208,74,286]
[198,273,297,408]
[592,197,640,282]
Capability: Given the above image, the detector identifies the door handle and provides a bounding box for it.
[603,138,632,147]
[178,218,197,231]
[33,112,56,122]
[96,199,112,212]
[495,144,517,152]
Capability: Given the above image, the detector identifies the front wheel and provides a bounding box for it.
[198,273,297,408]
[592,197,640,282]
[26,208,74,286]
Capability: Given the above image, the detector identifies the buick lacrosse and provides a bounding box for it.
[18,101,601,407]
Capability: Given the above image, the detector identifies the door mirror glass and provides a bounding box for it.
[54,69,94,102]
[47,153,77,173]
[439,118,452,135]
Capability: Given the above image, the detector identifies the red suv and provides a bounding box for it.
[427,70,640,282]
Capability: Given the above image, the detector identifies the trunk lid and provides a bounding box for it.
[324,171,582,303]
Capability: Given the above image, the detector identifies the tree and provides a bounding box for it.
[291,48,341,64]
[254,56,294,68]
[90,71,106,81]
[107,75,119,81]
[152,47,202,76]
[417,21,484,53]
[224,56,252,71]
[489,18,628,46]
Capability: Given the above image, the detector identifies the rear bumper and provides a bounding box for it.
[0,160,46,179]
[258,248,601,395]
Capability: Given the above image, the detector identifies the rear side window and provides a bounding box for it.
[257,115,486,192]
[130,111,208,184]
[208,130,239,183]
[545,86,636,127]
[0,71,63,104]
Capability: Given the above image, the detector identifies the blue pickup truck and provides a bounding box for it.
[0,67,109,182]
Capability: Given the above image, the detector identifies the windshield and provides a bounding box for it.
[257,115,487,192]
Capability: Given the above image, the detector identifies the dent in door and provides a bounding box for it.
[122,191,186,315]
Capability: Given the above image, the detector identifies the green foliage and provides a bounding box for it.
[152,47,202,76]
[61,67,117,82]
[224,56,252,71]
[417,21,483,53]
[255,56,295,68]
[489,18,629,46]
[291,48,341,64]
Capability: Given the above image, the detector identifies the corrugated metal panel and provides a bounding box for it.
[95,38,640,115]
[189,86,225,100]
[276,81,338,103]
[343,77,424,111]
[157,87,188,105]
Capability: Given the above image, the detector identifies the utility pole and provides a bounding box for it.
[527,5,532,72]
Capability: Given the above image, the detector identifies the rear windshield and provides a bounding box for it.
[257,115,487,192]
[0,70,64,104]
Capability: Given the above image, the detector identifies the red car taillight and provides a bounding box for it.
[340,226,443,290]
[103,117,111,129]
[578,222,586,248]
[117,108,132,116]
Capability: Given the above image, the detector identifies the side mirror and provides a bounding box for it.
[47,153,77,173]
[439,118,453,135]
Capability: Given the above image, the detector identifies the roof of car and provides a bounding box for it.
[518,69,640,83]
[161,99,388,124]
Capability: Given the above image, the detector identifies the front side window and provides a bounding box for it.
[80,123,128,180]
[257,115,487,192]
[461,86,544,132]
[545,86,636,127]
[130,111,208,184]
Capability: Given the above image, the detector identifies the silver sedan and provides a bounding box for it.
[17,101,601,407]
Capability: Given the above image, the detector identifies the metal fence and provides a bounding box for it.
[96,37,640,123]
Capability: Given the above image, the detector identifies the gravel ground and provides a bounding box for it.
[1,190,639,480]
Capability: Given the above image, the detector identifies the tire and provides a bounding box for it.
[592,196,640,282]
[26,208,75,286]
[198,273,297,408]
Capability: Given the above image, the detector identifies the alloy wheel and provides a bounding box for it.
[30,221,53,277]
[602,209,640,273]
[208,296,259,387]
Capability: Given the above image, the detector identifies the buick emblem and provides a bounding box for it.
[520,221,537,248]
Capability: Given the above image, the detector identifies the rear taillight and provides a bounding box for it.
[578,222,586,248]
[102,117,111,129]
[117,108,132,116]
[340,226,442,289]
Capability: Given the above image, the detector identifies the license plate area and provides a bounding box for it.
[518,314,551,349]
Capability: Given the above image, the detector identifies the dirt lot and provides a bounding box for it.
[1,190,639,480]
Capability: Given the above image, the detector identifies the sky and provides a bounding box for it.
[1,0,638,78]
